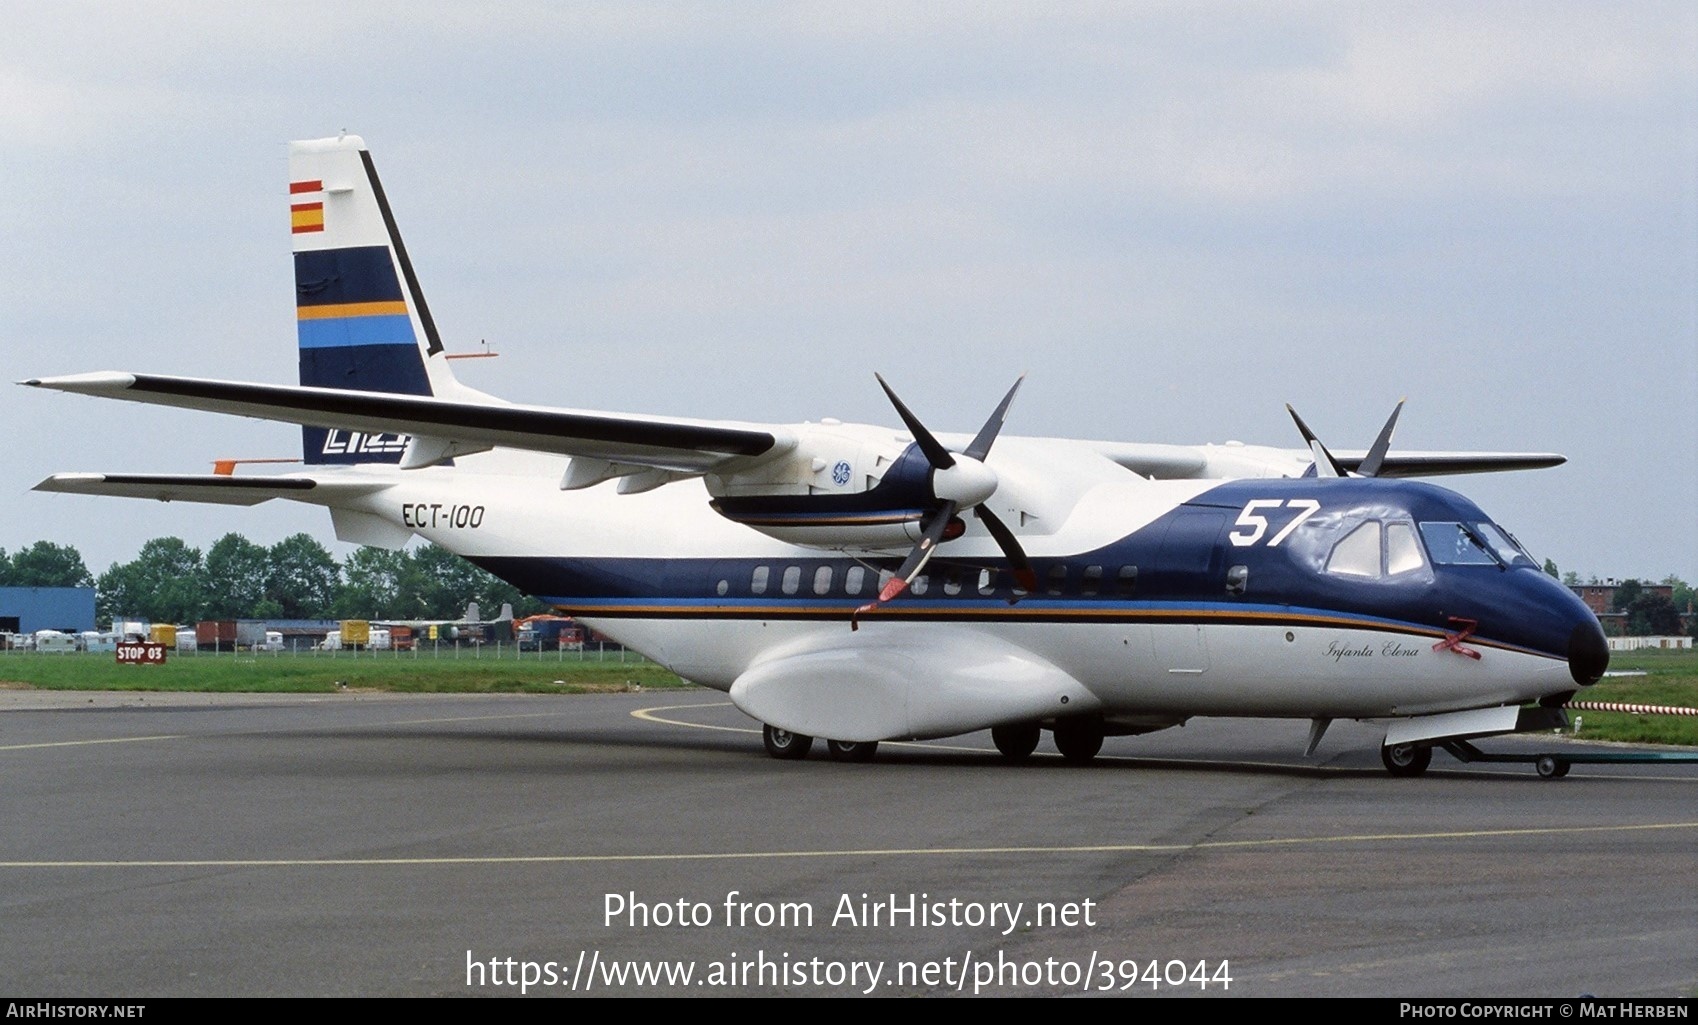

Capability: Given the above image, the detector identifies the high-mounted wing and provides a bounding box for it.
[24,372,794,476]
[1091,440,1564,480]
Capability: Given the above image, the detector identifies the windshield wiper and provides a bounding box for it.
[1460,523,1507,570]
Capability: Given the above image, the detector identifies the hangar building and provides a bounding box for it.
[0,587,97,634]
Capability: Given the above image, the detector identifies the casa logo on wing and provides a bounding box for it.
[322,429,410,455]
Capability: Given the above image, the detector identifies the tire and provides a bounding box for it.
[763,724,813,760]
[1535,755,1570,779]
[1053,718,1104,765]
[826,739,879,763]
[1381,743,1432,777]
[992,723,1042,762]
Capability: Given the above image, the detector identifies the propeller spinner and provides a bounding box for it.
[853,374,1038,626]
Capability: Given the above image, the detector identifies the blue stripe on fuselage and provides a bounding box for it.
[468,476,1593,663]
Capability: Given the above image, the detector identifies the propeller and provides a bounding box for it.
[1287,399,1405,478]
[853,374,1038,626]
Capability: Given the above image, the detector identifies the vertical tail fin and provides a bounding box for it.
[290,134,461,465]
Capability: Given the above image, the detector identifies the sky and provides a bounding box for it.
[4,2,1695,584]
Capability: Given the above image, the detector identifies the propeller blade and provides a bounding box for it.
[1355,399,1406,479]
[853,502,957,626]
[1286,404,1345,479]
[974,505,1038,595]
[875,374,955,469]
[963,374,1026,462]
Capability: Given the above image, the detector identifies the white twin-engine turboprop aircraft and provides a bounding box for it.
[27,135,1609,777]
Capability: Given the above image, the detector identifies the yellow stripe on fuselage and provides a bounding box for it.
[296,301,410,320]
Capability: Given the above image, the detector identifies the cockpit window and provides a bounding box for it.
[1418,522,1499,566]
[1326,521,1382,577]
[1385,522,1426,576]
[1473,523,1537,568]
[1326,520,1430,579]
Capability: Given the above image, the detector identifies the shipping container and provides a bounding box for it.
[149,624,177,646]
[196,620,238,650]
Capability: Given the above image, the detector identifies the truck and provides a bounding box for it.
[517,616,585,651]
[195,620,274,652]
[340,620,370,650]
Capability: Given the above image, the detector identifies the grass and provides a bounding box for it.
[1567,648,1698,746]
[3,646,1694,746]
[0,648,693,695]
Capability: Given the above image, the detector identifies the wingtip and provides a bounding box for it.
[22,372,139,393]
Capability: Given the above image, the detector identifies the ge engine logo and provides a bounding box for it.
[831,460,852,486]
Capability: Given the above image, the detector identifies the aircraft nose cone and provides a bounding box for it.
[1568,619,1608,687]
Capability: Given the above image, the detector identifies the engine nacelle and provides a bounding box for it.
[705,421,935,550]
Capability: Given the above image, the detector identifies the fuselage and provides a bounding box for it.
[338,450,1606,731]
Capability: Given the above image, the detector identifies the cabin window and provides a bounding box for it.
[1116,566,1138,596]
[716,579,729,596]
[1047,565,1068,595]
[943,572,962,596]
[782,566,801,595]
[978,568,998,595]
[1226,564,1248,596]
[813,566,833,595]
[1327,521,1382,578]
[1385,522,1426,576]
[845,565,865,596]
[751,566,769,594]
[878,569,895,593]
[1082,566,1102,596]
[911,575,929,596]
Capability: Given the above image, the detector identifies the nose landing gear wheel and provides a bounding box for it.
[763,724,813,760]
[992,723,1041,762]
[1535,755,1570,779]
[826,739,879,762]
[1381,743,1432,777]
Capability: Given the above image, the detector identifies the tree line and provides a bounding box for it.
[0,537,548,624]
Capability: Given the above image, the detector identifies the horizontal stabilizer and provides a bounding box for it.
[25,372,793,474]
[33,473,391,506]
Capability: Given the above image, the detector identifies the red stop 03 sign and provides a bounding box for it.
[116,643,167,665]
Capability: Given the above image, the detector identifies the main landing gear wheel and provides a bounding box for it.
[763,724,813,760]
[1535,755,1571,779]
[992,723,1041,762]
[827,739,879,762]
[1052,719,1104,765]
[1381,743,1432,777]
